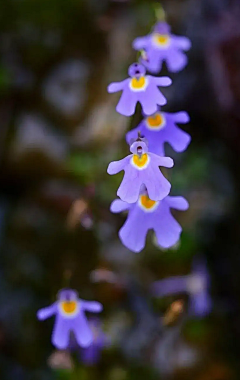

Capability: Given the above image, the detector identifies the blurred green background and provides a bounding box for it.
[0,0,240,379]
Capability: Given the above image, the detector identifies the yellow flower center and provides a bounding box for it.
[153,34,170,48]
[130,76,147,91]
[139,194,158,212]
[131,153,149,169]
[60,301,78,315]
[146,112,165,130]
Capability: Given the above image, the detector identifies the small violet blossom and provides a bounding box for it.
[111,191,189,253]
[126,110,191,157]
[133,22,191,73]
[107,63,172,116]
[79,318,109,366]
[37,289,103,349]
[151,257,211,317]
[107,139,174,204]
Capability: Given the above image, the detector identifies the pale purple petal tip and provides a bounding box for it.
[110,199,130,213]
[174,111,190,123]
[52,318,70,349]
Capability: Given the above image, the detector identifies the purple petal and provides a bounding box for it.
[37,303,57,320]
[116,88,138,116]
[107,79,129,93]
[117,165,142,203]
[132,36,151,50]
[138,91,160,115]
[110,199,131,213]
[165,49,188,72]
[52,315,70,349]
[152,76,172,86]
[119,206,149,252]
[153,22,171,34]
[142,164,171,201]
[189,291,211,317]
[149,153,174,168]
[145,135,166,157]
[140,50,164,74]
[166,124,191,152]
[172,111,190,124]
[81,301,103,313]
[151,276,188,296]
[144,80,167,107]
[165,196,189,211]
[73,313,93,347]
[151,196,188,247]
[171,35,191,50]
[107,156,130,175]
[148,142,165,157]
[153,210,182,248]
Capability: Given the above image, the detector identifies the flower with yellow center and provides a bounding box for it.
[138,194,159,212]
[152,34,171,48]
[59,301,79,317]
[131,153,150,170]
[146,112,166,131]
[130,76,148,92]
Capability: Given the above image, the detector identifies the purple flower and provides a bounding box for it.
[126,111,191,157]
[37,289,103,349]
[111,191,189,253]
[79,317,109,366]
[107,140,174,203]
[151,257,211,317]
[107,63,172,116]
[133,22,191,74]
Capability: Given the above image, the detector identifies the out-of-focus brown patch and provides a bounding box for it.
[196,362,233,380]
[48,350,74,370]
[163,299,185,326]
[66,198,88,230]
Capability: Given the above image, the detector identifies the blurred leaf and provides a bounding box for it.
[171,149,209,191]
[184,319,211,344]
[0,65,11,92]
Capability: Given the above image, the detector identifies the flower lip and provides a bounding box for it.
[128,63,146,78]
[130,140,148,155]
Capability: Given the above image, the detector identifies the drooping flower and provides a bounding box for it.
[107,63,172,116]
[151,256,211,317]
[126,110,191,157]
[107,139,174,204]
[79,317,109,366]
[133,22,191,73]
[37,289,103,349]
[110,190,189,252]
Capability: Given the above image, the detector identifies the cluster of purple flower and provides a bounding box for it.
[107,20,191,252]
[37,17,212,368]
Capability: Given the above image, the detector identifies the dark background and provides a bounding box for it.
[0,0,240,379]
